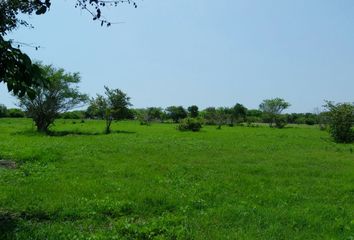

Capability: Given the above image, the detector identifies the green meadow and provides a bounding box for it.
[0,118,353,239]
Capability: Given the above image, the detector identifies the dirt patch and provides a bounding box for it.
[0,160,17,169]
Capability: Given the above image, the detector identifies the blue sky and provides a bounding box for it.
[1,0,354,112]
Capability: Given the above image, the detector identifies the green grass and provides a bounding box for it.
[0,118,353,239]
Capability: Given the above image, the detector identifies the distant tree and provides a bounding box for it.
[7,108,25,118]
[18,64,88,132]
[246,109,262,125]
[202,107,217,125]
[324,101,354,143]
[187,105,199,118]
[90,86,131,134]
[136,107,163,125]
[259,98,290,127]
[232,103,247,125]
[215,107,228,129]
[165,106,187,123]
[0,104,7,117]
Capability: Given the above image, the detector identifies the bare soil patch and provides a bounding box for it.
[0,160,17,169]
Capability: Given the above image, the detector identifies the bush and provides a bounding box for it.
[274,115,287,129]
[325,102,354,143]
[178,118,202,132]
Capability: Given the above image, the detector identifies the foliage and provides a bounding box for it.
[259,98,290,127]
[89,86,131,134]
[7,108,25,118]
[136,107,164,125]
[177,117,202,132]
[274,115,287,129]
[324,101,354,143]
[0,0,137,98]
[165,106,187,123]
[231,103,247,125]
[17,64,88,132]
[0,104,7,117]
[187,105,199,118]
[201,107,217,125]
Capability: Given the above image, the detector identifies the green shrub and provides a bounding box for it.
[177,118,202,132]
[274,115,287,129]
[325,101,354,143]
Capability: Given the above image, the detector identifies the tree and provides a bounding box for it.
[135,107,163,125]
[231,103,247,125]
[89,86,131,134]
[0,0,137,98]
[165,106,187,123]
[324,101,354,143]
[17,64,88,132]
[259,98,290,127]
[187,105,199,118]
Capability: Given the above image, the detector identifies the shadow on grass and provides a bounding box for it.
[0,212,18,239]
[12,129,136,137]
[48,130,136,136]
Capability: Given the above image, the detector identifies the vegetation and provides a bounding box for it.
[88,87,131,134]
[177,117,202,132]
[0,0,137,98]
[0,119,353,239]
[165,106,187,123]
[187,105,199,118]
[17,64,88,133]
[325,101,354,143]
[259,98,291,128]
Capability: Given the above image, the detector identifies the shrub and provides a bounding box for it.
[325,101,354,143]
[178,118,202,132]
[274,115,287,129]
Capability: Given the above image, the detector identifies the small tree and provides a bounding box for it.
[232,103,247,125]
[259,98,290,127]
[18,64,88,132]
[89,86,131,134]
[324,101,354,143]
[188,105,199,118]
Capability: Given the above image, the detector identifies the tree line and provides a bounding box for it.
[1,64,353,143]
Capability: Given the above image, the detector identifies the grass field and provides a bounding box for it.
[0,118,353,239]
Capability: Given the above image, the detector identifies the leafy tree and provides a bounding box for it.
[0,104,7,117]
[0,0,137,97]
[89,86,131,134]
[165,106,187,123]
[187,105,199,118]
[232,103,247,125]
[17,64,88,132]
[259,98,290,127]
[324,101,354,143]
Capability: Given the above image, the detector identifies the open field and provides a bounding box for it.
[0,118,353,239]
